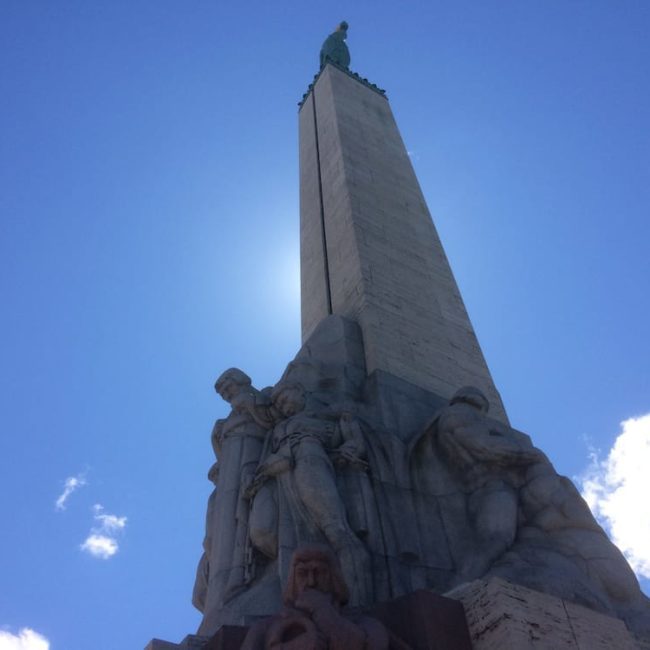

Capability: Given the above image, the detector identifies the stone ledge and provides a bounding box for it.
[298,61,387,109]
[145,634,209,649]
[448,577,641,649]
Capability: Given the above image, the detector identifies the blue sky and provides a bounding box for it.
[1,2,649,648]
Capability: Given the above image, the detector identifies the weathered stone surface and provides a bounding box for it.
[636,633,650,650]
[191,315,650,640]
[299,64,507,423]
[449,577,640,649]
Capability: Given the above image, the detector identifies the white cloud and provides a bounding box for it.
[80,534,118,559]
[0,628,50,650]
[578,413,650,579]
[54,473,86,510]
[91,504,127,532]
[80,503,127,560]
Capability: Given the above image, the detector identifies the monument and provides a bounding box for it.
[146,23,650,650]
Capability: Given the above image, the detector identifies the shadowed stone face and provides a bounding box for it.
[283,545,348,608]
[215,367,252,399]
[294,560,333,597]
[241,545,390,650]
[272,384,306,418]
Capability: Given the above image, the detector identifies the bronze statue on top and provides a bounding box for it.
[320,22,350,69]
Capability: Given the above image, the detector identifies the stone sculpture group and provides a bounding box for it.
[193,316,650,638]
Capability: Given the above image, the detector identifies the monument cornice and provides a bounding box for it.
[298,61,387,109]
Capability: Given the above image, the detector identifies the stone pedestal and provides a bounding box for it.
[371,589,472,649]
[449,577,642,650]
[147,590,472,650]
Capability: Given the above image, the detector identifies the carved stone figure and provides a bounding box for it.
[319,22,350,69]
[431,386,543,580]
[414,385,650,634]
[246,382,372,607]
[196,369,275,629]
[241,544,389,650]
[493,456,650,633]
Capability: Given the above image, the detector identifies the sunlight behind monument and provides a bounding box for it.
[146,22,650,650]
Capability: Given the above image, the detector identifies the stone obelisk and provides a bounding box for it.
[299,60,507,422]
[146,23,650,650]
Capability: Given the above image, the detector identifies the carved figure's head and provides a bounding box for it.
[215,368,251,402]
[450,386,489,413]
[283,544,349,607]
[271,382,306,417]
[336,21,349,38]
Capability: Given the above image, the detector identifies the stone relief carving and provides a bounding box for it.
[241,545,391,650]
[244,381,372,607]
[415,385,544,582]
[193,316,650,638]
[195,369,275,624]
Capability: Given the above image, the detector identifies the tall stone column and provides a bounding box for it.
[299,64,507,422]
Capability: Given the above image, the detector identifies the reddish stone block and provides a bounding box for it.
[201,591,471,650]
[371,590,472,650]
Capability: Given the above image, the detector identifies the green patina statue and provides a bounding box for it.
[320,21,350,70]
